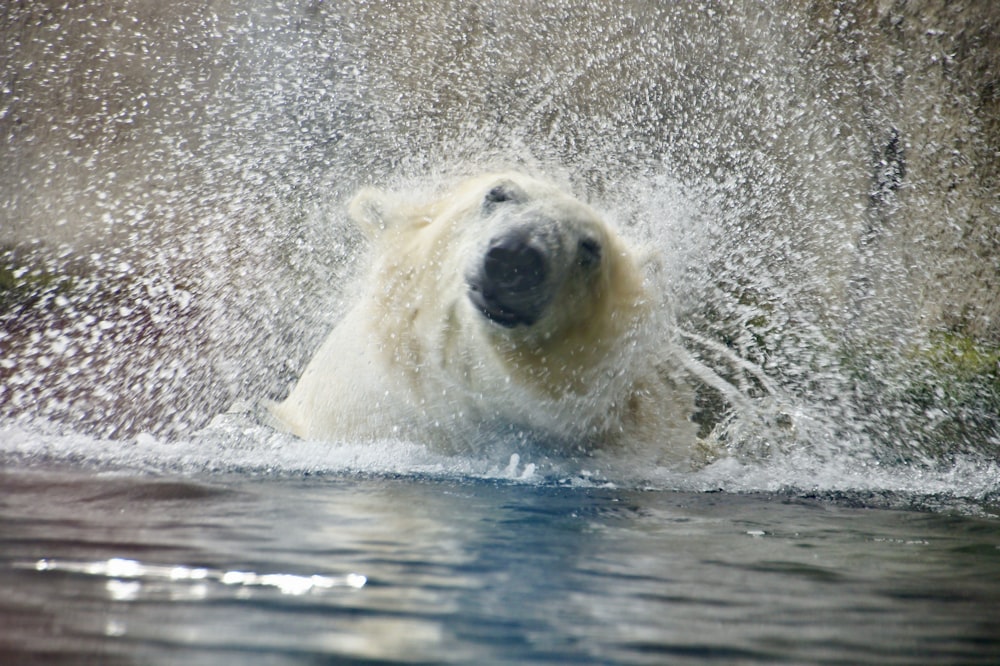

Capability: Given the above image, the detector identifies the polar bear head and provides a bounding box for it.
[465,177,613,329]
[349,172,649,387]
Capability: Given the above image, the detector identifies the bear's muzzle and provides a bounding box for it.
[467,231,552,327]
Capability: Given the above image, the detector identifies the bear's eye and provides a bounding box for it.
[486,185,512,203]
[483,181,522,208]
[579,237,602,268]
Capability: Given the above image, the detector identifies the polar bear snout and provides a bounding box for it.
[484,236,548,293]
[467,231,553,328]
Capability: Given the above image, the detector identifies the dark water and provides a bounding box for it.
[2,461,1000,666]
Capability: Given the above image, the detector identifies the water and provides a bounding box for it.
[2,424,999,664]
[2,463,999,666]
[2,1,1000,662]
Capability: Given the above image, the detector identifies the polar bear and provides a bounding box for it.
[269,172,696,462]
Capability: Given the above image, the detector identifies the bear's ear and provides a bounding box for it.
[347,187,398,239]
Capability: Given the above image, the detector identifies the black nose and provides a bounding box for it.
[468,235,550,327]
[484,240,547,293]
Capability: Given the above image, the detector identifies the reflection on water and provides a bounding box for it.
[1,467,999,665]
[24,558,367,598]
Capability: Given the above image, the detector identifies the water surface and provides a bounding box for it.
[2,459,999,665]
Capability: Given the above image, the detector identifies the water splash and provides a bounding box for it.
[1,1,997,496]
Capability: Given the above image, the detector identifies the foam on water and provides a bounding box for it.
[3,415,998,512]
